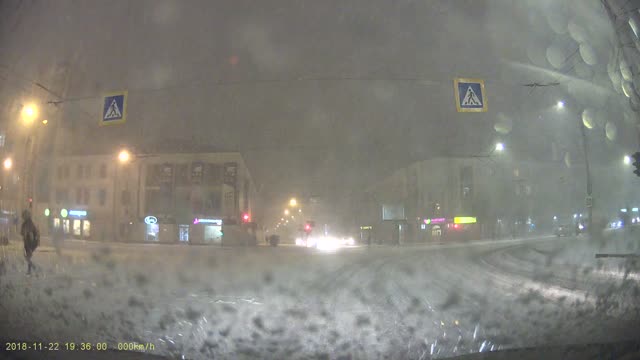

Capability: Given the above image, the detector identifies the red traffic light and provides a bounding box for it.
[242,213,250,223]
[28,198,33,203]
[304,224,311,231]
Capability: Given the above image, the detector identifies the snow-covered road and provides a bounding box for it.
[1,234,639,359]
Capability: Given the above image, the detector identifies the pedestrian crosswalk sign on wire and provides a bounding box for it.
[454,78,487,112]
[101,91,127,125]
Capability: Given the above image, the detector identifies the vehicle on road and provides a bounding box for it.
[554,224,572,237]
[575,221,588,236]
[268,234,280,247]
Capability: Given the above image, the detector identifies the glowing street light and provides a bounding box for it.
[21,103,38,124]
[557,100,565,109]
[495,142,505,152]
[284,209,290,215]
[3,157,12,170]
[289,198,298,207]
[42,119,48,125]
[624,155,631,165]
[118,149,131,163]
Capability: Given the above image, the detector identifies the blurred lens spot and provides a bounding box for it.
[355,314,371,327]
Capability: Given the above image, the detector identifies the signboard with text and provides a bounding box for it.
[382,204,405,221]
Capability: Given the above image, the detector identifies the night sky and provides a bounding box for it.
[1,0,637,206]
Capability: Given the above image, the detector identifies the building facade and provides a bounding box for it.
[355,157,633,244]
[47,151,257,244]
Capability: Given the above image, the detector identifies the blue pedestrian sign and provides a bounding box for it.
[454,78,487,112]
[101,91,127,125]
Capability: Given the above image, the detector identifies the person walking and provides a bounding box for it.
[20,210,39,275]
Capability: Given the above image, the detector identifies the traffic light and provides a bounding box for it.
[242,213,250,223]
[633,152,640,177]
[304,222,312,234]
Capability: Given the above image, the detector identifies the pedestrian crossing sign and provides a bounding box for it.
[454,78,487,112]
[101,91,127,125]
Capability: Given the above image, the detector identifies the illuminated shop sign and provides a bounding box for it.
[424,218,446,224]
[69,210,87,217]
[193,218,222,225]
[144,216,158,225]
[454,216,477,224]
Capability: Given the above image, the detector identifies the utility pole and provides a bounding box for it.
[578,114,593,236]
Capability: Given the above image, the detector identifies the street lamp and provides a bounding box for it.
[289,198,298,207]
[284,209,290,216]
[624,155,631,165]
[21,103,38,124]
[118,149,131,163]
[495,142,505,152]
[557,100,565,109]
[3,158,12,170]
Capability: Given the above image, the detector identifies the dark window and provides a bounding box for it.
[243,179,249,210]
[77,164,83,178]
[83,188,90,205]
[192,196,204,214]
[205,191,222,212]
[145,188,172,214]
[205,164,222,185]
[175,164,189,185]
[146,164,163,186]
[85,165,92,179]
[100,164,107,178]
[76,188,82,203]
[55,189,68,204]
[99,189,107,206]
[121,189,130,205]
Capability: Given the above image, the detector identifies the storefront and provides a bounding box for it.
[359,225,373,244]
[191,218,223,244]
[144,216,160,242]
[143,215,177,243]
[179,224,189,242]
[49,208,92,239]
